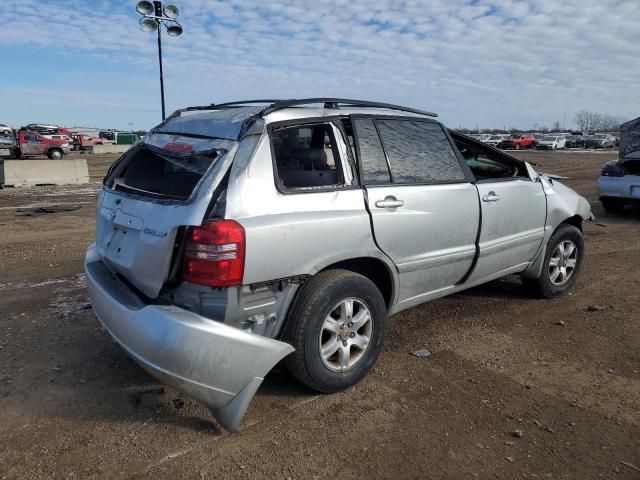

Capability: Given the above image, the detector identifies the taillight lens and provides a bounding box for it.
[183,220,245,287]
[601,163,625,177]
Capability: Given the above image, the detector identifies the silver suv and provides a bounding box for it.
[85,99,592,430]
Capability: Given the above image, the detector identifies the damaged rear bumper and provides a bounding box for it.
[84,243,294,431]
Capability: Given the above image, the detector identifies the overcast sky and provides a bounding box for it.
[1,0,638,131]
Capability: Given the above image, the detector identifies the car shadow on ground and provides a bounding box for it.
[591,203,640,224]
[452,276,533,300]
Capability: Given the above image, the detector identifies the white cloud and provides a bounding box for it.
[0,0,638,129]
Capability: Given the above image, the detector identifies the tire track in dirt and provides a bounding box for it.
[446,329,640,426]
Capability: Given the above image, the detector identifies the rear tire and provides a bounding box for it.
[522,223,585,298]
[283,269,387,393]
[602,199,625,214]
[48,148,63,160]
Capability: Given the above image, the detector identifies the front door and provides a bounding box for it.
[449,133,547,282]
[352,116,480,307]
[470,180,546,280]
[21,132,43,155]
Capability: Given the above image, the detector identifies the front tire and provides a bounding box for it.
[283,269,387,393]
[522,224,585,298]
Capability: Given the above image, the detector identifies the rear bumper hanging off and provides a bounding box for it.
[84,243,294,431]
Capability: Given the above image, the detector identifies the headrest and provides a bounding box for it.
[293,148,327,170]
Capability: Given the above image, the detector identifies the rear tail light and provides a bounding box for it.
[183,220,245,287]
[601,163,625,177]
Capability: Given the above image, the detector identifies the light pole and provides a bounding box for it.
[135,1,183,120]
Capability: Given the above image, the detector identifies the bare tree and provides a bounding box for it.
[575,111,628,133]
[597,115,628,131]
[574,110,601,134]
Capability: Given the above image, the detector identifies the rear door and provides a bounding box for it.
[352,116,480,306]
[450,133,546,282]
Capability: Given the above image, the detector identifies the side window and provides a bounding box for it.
[453,137,520,181]
[271,123,344,190]
[352,118,390,185]
[376,120,466,184]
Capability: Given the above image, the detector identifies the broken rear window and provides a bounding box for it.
[104,133,234,201]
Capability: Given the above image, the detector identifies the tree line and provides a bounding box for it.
[573,111,628,134]
[457,110,628,135]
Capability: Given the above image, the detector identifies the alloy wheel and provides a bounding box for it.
[548,240,578,286]
[319,298,372,372]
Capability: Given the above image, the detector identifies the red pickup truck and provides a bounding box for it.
[500,133,537,150]
[71,134,103,151]
[0,130,69,159]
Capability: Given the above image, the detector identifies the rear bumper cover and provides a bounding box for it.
[84,243,294,431]
[597,175,640,201]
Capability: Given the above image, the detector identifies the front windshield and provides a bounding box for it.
[542,136,557,141]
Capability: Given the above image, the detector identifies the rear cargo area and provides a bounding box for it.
[95,132,239,299]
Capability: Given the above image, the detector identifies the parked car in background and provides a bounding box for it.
[0,129,68,159]
[597,117,640,212]
[0,135,17,158]
[469,134,491,142]
[585,134,616,149]
[482,134,508,148]
[501,133,537,150]
[99,130,116,143]
[536,136,566,150]
[565,135,586,149]
[84,98,592,431]
[71,133,103,151]
[607,133,620,147]
[24,124,72,137]
[0,123,13,136]
[42,133,72,145]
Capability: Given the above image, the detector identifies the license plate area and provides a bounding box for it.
[631,185,640,198]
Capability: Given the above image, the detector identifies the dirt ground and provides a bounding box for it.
[1,150,639,479]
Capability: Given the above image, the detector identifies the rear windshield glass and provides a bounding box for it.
[104,133,234,200]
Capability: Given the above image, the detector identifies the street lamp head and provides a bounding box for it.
[166,23,183,36]
[163,4,180,19]
[139,17,158,33]
[135,1,154,15]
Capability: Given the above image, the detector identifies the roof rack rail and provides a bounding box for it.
[212,99,285,108]
[162,98,437,128]
[259,98,438,118]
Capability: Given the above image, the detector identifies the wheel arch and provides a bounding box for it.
[318,257,396,310]
[522,215,585,279]
[560,214,584,232]
[276,255,397,342]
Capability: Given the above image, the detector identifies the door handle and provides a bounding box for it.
[482,191,500,202]
[375,196,404,209]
